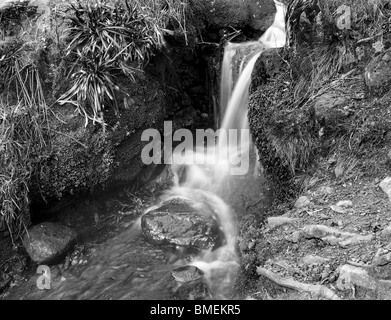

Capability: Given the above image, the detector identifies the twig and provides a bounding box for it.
[356,31,383,44]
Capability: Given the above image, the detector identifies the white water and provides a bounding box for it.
[149,0,288,298]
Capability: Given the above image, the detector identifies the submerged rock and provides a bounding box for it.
[172,265,204,283]
[22,222,77,264]
[141,197,224,252]
[174,278,212,300]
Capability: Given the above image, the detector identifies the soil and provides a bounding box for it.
[236,142,391,300]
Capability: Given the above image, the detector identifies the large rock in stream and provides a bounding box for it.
[22,222,77,264]
[141,198,224,252]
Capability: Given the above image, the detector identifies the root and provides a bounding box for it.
[256,266,340,300]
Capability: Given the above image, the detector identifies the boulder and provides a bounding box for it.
[23,222,77,264]
[190,0,276,34]
[141,197,224,251]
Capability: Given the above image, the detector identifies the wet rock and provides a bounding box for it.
[365,48,391,96]
[294,196,312,209]
[379,177,391,203]
[336,265,377,291]
[174,278,212,300]
[143,164,175,193]
[22,222,77,264]
[267,216,296,230]
[302,255,326,266]
[302,225,373,247]
[171,266,204,283]
[141,197,224,252]
[190,0,275,34]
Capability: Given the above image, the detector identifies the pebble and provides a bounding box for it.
[336,200,353,208]
[338,220,343,227]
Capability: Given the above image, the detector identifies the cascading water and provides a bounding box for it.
[150,0,288,298]
[7,1,287,301]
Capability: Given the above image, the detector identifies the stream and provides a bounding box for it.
[3,0,287,300]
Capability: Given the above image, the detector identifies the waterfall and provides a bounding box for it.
[157,0,288,298]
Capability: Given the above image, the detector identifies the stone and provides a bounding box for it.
[336,200,353,208]
[336,265,377,291]
[330,205,346,214]
[171,266,204,283]
[370,251,391,280]
[294,196,312,209]
[380,225,391,238]
[365,48,391,96]
[379,177,391,203]
[190,0,275,34]
[174,278,212,300]
[302,225,373,247]
[23,222,77,264]
[141,197,224,252]
[302,255,327,266]
[330,200,353,214]
[267,216,296,230]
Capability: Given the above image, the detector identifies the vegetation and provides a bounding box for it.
[0,39,51,239]
[58,0,188,125]
[0,0,189,240]
[248,0,391,201]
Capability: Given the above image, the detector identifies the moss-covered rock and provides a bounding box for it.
[189,0,276,39]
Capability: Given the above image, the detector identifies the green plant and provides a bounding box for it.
[58,0,188,125]
[0,40,51,241]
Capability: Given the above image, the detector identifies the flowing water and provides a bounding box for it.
[4,1,287,300]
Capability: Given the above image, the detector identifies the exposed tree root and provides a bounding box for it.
[256,266,340,300]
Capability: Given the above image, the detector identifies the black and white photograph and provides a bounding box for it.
[0,0,390,307]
